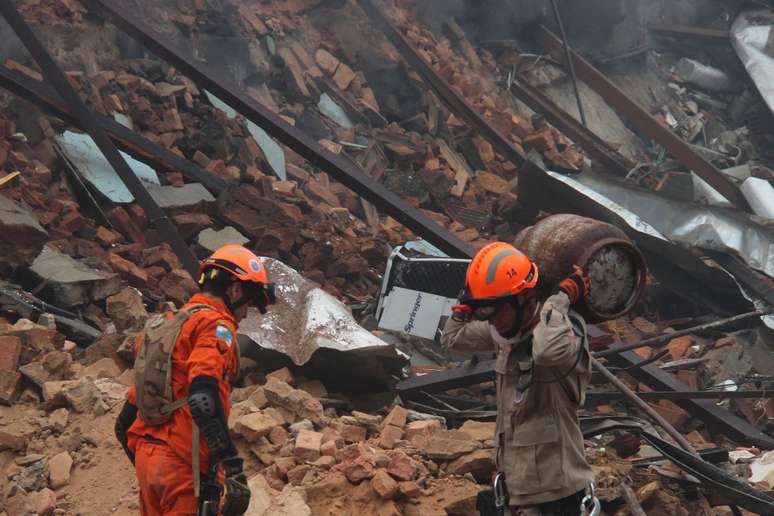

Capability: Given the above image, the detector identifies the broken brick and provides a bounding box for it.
[0,335,22,372]
[371,469,398,499]
[523,128,555,152]
[266,366,295,386]
[294,430,323,462]
[378,425,403,449]
[106,252,149,287]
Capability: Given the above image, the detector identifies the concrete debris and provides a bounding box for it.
[105,287,148,332]
[81,357,122,379]
[146,183,215,211]
[30,245,122,307]
[5,487,57,516]
[196,226,249,253]
[420,430,480,460]
[0,194,48,274]
[48,450,73,489]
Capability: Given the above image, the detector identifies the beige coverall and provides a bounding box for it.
[441,292,595,512]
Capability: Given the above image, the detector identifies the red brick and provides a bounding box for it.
[652,400,689,429]
[59,210,87,234]
[127,204,148,231]
[0,336,22,372]
[95,226,122,247]
[266,367,295,386]
[378,425,403,449]
[382,406,408,429]
[405,420,441,441]
[106,252,148,287]
[206,159,227,175]
[398,480,421,498]
[108,207,145,245]
[341,424,367,443]
[523,128,555,152]
[171,213,212,240]
[0,371,21,405]
[142,245,182,271]
[667,336,695,361]
[371,469,398,499]
[320,440,337,457]
[294,431,323,462]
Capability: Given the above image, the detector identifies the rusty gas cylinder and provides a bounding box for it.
[513,214,646,322]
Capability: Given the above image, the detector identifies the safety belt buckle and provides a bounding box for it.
[493,472,508,509]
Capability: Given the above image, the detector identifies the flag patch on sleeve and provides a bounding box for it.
[215,325,234,346]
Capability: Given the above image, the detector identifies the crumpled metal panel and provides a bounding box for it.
[731,10,774,115]
[55,130,160,203]
[318,93,354,128]
[567,173,774,279]
[239,258,409,366]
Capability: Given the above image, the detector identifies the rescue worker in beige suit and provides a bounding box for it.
[441,242,595,516]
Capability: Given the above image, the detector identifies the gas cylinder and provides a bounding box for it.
[513,214,646,322]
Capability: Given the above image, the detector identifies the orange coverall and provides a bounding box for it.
[126,293,240,516]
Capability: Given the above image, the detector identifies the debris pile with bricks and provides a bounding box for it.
[1,0,774,515]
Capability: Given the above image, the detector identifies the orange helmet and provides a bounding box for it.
[461,242,538,306]
[199,245,276,312]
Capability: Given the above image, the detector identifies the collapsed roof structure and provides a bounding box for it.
[2,0,774,513]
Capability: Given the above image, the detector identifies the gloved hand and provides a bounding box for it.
[221,457,250,516]
[451,304,473,322]
[558,267,590,305]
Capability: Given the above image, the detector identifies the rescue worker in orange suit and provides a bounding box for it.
[441,242,595,516]
[114,245,276,515]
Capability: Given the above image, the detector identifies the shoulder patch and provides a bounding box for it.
[215,324,234,347]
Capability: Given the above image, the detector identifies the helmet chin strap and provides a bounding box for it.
[499,299,540,339]
[224,285,250,314]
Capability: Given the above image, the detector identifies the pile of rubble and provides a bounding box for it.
[1,0,774,514]
[230,370,490,516]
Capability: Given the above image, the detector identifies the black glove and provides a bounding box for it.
[221,457,250,516]
[115,401,137,464]
[557,267,590,305]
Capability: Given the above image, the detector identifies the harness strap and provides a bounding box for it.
[160,397,188,415]
[192,424,201,498]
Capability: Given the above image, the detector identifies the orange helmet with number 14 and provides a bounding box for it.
[460,242,538,306]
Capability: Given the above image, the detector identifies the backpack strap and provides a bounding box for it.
[156,304,216,417]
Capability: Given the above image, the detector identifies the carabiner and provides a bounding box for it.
[580,482,601,516]
[494,472,508,510]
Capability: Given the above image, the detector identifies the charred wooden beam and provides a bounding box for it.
[83,0,474,259]
[0,1,200,277]
[536,25,751,212]
[0,64,228,195]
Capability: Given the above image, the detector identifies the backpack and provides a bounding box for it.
[134,304,213,426]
